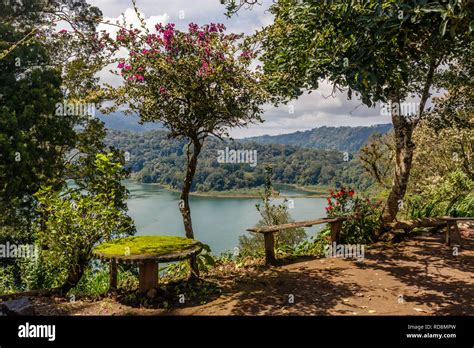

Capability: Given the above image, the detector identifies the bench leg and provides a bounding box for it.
[264,232,276,265]
[139,261,158,293]
[330,221,343,244]
[454,223,463,249]
[446,222,452,245]
[109,259,118,291]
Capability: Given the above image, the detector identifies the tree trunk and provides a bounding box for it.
[179,138,202,279]
[61,253,89,294]
[381,57,438,227]
[382,93,415,224]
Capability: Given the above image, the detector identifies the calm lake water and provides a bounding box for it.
[125,181,328,256]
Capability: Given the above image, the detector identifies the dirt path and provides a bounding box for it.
[31,233,473,316]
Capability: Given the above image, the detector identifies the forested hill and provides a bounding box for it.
[105,130,374,192]
[243,124,392,152]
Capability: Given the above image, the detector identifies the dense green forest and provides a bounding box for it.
[245,124,392,152]
[105,130,374,192]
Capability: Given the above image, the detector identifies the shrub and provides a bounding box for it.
[325,187,382,244]
[33,153,135,293]
[239,166,306,256]
[406,171,474,218]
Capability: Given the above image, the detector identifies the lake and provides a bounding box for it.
[125,181,329,256]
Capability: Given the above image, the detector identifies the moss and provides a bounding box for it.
[93,236,200,258]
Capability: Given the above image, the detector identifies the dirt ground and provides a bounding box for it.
[31,232,473,316]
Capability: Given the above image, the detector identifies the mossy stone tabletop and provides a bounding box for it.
[93,235,203,263]
[93,236,203,293]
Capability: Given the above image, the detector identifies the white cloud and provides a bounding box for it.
[97,7,169,38]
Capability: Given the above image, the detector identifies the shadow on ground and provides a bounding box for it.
[354,233,473,315]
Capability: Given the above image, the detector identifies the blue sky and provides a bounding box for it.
[87,0,391,137]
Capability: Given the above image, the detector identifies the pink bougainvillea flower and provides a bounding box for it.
[124,65,131,70]
[126,77,134,81]
[240,50,251,58]
[135,74,144,81]
[116,34,125,41]
[58,29,67,34]
[117,62,125,69]
[159,86,167,94]
[189,23,199,33]
[209,23,218,33]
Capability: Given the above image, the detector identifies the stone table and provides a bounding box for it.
[93,236,203,293]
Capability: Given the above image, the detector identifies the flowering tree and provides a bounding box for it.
[101,21,268,277]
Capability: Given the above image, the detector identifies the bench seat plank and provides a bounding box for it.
[246,217,347,234]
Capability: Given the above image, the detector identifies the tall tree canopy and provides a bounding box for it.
[255,0,473,224]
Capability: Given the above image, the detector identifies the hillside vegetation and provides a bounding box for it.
[105,130,374,192]
[244,124,392,152]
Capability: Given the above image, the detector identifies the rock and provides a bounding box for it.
[146,288,158,299]
[1,297,35,316]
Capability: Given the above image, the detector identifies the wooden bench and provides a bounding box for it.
[387,216,473,248]
[439,217,473,248]
[246,217,347,265]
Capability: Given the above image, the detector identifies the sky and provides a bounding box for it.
[86,0,392,138]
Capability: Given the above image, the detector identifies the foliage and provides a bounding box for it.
[70,263,138,297]
[161,244,216,282]
[18,251,67,290]
[0,9,74,242]
[276,230,331,258]
[0,0,112,296]
[239,166,306,255]
[410,121,473,187]
[259,0,472,105]
[325,188,383,244]
[405,171,474,218]
[359,132,395,189]
[33,153,135,292]
[0,265,19,294]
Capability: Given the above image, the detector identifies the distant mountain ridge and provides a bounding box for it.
[98,112,391,152]
[243,124,392,152]
[96,112,163,132]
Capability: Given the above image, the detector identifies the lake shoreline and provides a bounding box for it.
[126,180,329,199]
